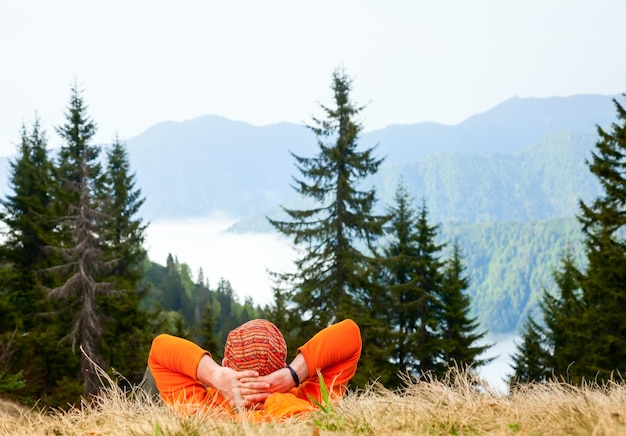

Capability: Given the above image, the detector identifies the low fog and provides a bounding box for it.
[145,215,295,307]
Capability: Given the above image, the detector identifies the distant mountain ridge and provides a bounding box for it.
[0,93,618,223]
[121,93,618,222]
[362,94,619,163]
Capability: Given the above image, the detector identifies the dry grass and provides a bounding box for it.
[1,370,625,435]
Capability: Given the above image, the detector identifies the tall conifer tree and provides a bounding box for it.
[268,69,386,323]
[513,95,626,385]
[571,95,626,380]
[268,68,387,384]
[440,242,491,374]
[197,302,220,354]
[102,136,146,286]
[215,278,237,349]
[0,119,71,402]
[0,119,55,326]
[510,248,584,385]
[409,200,447,376]
[46,84,112,397]
[381,186,483,381]
[98,137,150,382]
[379,183,428,385]
[266,279,301,361]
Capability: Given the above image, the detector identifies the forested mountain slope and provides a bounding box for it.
[374,131,601,224]
[0,94,617,334]
[445,217,583,333]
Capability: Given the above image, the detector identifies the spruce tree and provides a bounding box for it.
[518,95,626,385]
[268,68,387,383]
[541,248,584,382]
[197,302,220,354]
[570,95,626,381]
[410,200,447,376]
[509,316,551,385]
[98,136,150,382]
[162,254,186,313]
[265,280,301,361]
[102,136,146,286]
[440,242,491,374]
[510,248,584,386]
[53,83,102,216]
[380,185,454,380]
[378,183,428,385]
[46,84,112,397]
[265,284,291,334]
[0,119,69,403]
[215,278,238,348]
[0,119,55,327]
[191,268,211,323]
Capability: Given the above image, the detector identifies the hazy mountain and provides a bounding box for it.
[362,94,618,163]
[126,117,317,220]
[122,93,618,222]
[1,93,616,222]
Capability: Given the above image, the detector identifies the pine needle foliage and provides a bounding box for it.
[46,83,114,397]
[512,94,626,385]
[0,84,151,405]
[267,67,388,366]
[573,95,626,381]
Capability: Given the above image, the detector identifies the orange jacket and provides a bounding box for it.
[148,319,362,420]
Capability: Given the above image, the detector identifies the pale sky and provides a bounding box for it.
[1,0,625,157]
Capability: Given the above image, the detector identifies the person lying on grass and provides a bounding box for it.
[148,318,362,420]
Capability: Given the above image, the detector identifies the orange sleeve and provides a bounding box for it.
[148,334,221,406]
[295,319,362,402]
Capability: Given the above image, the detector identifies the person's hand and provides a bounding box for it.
[242,367,292,395]
[240,352,310,397]
[196,355,271,408]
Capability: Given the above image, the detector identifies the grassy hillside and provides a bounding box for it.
[2,369,624,435]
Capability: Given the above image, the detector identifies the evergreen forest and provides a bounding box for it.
[0,85,264,407]
[1,69,625,407]
[509,93,626,387]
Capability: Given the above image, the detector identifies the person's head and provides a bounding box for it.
[222,319,287,376]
